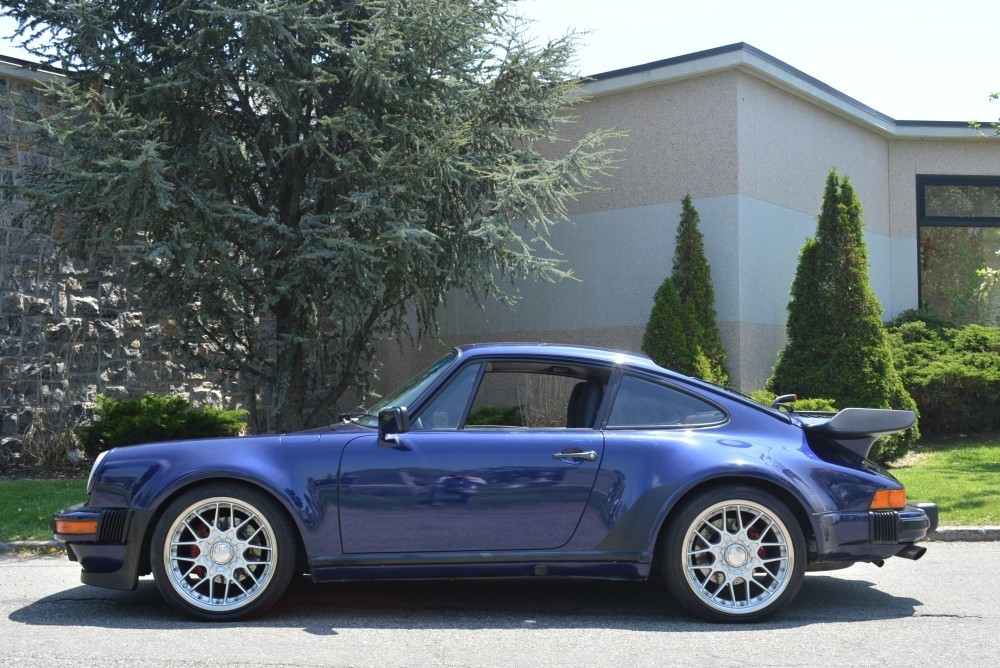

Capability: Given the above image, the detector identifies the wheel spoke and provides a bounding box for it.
[194,508,213,527]
[221,573,234,604]
[242,567,260,587]
[181,518,202,538]
[244,525,265,543]
[750,571,777,589]
[231,575,249,597]
[744,509,764,534]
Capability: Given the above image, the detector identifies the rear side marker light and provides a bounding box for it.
[870,489,906,510]
[55,519,98,535]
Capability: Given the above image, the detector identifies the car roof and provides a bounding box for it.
[453,342,667,375]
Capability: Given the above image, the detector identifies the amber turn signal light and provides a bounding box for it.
[870,489,906,510]
[54,519,98,535]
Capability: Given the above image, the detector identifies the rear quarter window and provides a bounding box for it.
[607,375,726,428]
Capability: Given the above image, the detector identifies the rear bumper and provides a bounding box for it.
[53,504,149,591]
[814,501,939,563]
[870,502,939,544]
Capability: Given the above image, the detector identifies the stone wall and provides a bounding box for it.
[0,70,242,463]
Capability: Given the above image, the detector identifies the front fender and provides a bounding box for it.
[87,431,367,561]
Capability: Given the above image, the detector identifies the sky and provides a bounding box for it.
[1,0,997,123]
[518,0,999,123]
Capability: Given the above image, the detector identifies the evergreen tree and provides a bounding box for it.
[1,0,618,431]
[767,169,918,462]
[672,195,729,384]
[643,278,689,372]
[641,277,711,377]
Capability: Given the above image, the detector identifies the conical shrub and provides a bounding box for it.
[767,169,918,463]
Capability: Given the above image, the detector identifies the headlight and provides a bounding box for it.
[87,449,111,494]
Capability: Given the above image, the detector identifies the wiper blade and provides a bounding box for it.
[338,405,375,423]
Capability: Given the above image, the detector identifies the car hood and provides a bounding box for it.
[93,421,372,469]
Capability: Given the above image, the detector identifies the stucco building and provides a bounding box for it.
[380,43,1000,393]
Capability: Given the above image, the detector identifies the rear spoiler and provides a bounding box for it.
[800,408,916,460]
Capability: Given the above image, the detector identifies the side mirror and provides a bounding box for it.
[772,394,798,413]
[378,406,410,445]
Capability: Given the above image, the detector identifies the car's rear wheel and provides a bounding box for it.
[150,483,298,621]
[661,486,806,622]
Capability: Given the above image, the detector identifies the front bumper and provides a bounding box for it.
[814,501,939,563]
[53,504,149,591]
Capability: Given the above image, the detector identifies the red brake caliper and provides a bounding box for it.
[188,520,210,579]
[748,528,766,558]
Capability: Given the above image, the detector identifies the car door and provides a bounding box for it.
[338,359,609,554]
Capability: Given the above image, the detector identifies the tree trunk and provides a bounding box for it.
[273,296,306,433]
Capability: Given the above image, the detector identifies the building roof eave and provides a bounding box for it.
[581,42,995,141]
[0,53,65,85]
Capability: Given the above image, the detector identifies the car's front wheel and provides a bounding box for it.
[150,483,298,621]
[661,486,806,622]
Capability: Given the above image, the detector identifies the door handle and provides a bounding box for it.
[552,450,598,462]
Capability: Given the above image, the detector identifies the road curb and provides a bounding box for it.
[0,540,64,553]
[2,527,1000,554]
[929,526,1000,542]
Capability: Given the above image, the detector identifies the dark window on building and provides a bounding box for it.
[917,176,1000,325]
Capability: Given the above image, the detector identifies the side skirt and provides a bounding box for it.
[309,551,653,582]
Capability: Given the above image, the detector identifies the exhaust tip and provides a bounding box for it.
[897,544,927,561]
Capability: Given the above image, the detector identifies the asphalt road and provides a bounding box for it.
[2,542,996,667]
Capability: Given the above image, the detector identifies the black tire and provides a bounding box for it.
[150,483,299,621]
[660,485,806,622]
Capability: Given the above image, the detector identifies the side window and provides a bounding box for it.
[607,375,726,428]
[465,363,608,429]
[411,363,482,430]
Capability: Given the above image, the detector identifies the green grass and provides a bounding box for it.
[0,480,88,542]
[891,436,1000,526]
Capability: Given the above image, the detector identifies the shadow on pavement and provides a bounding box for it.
[9,572,922,632]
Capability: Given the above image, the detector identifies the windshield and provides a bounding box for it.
[354,350,459,427]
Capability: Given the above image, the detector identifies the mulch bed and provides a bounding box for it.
[0,464,88,480]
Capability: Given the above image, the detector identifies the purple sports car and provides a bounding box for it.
[54,343,937,622]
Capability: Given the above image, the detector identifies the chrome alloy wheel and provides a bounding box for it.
[162,497,278,612]
[681,500,794,615]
